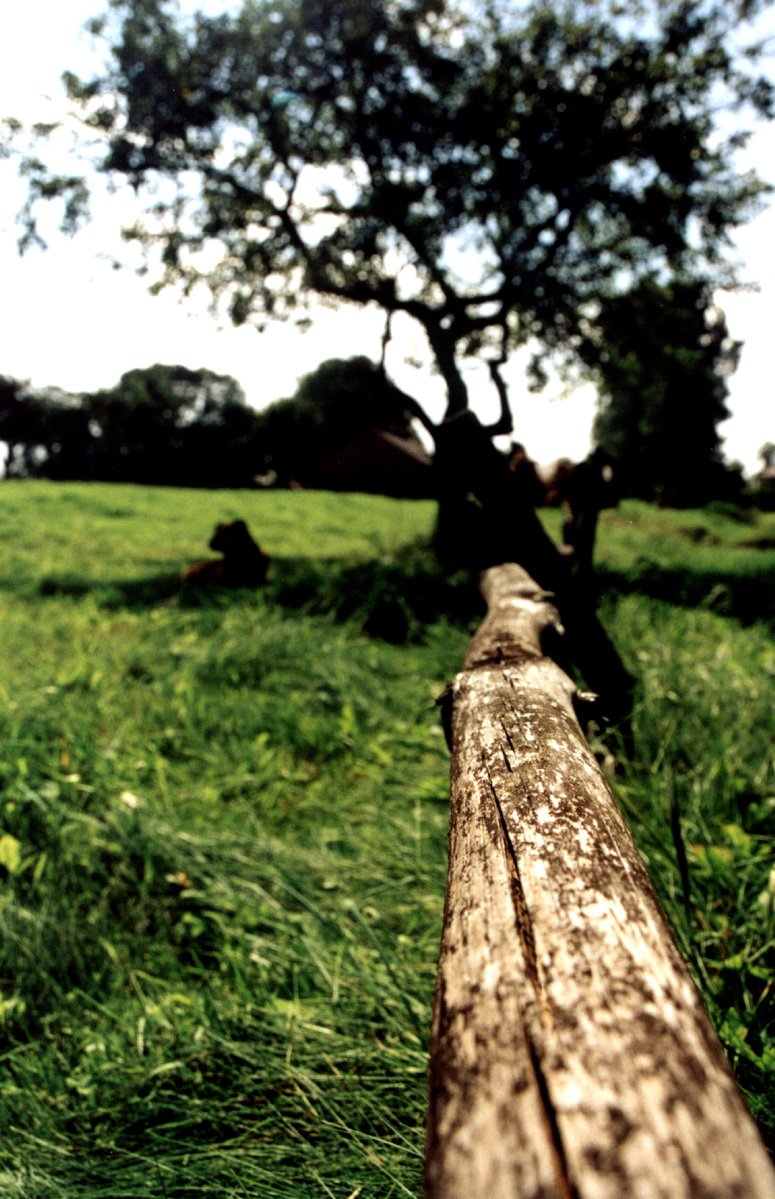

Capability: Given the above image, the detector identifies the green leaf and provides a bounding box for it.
[0,835,22,875]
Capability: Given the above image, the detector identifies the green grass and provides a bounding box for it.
[0,481,773,1195]
[595,499,775,628]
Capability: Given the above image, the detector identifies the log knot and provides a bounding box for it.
[464,643,544,673]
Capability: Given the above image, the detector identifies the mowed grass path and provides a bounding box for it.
[0,481,773,1196]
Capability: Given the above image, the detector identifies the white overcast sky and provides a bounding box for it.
[1,0,773,472]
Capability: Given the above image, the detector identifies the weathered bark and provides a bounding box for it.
[425,563,775,1199]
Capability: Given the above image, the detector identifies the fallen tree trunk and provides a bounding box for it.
[425,563,775,1199]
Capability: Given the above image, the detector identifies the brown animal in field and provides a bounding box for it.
[182,520,270,587]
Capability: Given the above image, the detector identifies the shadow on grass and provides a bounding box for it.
[266,548,483,642]
[30,542,484,643]
[26,541,775,640]
[597,560,775,631]
[36,572,183,608]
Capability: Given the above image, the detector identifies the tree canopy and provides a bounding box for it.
[14,0,773,423]
[588,278,744,504]
[0,357,429,488]
[0,365,260,485]
[253,355,425,484]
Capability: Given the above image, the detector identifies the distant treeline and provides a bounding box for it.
[0,358,426,492]
[1,356,768,507]
[0,365,260,487]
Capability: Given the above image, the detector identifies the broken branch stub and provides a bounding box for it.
[424,563,774,1199]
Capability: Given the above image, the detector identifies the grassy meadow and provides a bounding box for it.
[0,480,773,1196]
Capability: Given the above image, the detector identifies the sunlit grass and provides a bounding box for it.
[595,500,775,626]
[600,592,775,1133]
[0,481,437,587]
[0,481,772,1195]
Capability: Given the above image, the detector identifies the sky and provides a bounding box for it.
[1,0,773,473]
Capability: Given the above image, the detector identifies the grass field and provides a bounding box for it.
[0,481,773,1196]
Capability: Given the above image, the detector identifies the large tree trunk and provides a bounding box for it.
[425,327,472,419]
[425,405,634,720]
[425,563,775,1199]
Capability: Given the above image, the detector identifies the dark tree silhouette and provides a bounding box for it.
[85,364,259,485]
[253,356,422,485]
[588,278,744,505]
[0,366,261,486]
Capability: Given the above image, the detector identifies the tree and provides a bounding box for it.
[14,0,773,424]
[0,378,95,479]
[588,278,743,505]
[253,355,423,484]
[84,363,259,485]
[0,365,260,485]
[753,441,775,509]
[0,375,40,477]
[10,0,774,708]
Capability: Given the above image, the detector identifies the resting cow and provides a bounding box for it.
[182,519,270,587]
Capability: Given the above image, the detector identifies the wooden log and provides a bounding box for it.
[425,563,775,1199]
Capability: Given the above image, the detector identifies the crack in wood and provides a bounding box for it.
[486,767,543,1006]
[499,715,518,757]
[526,1032,578,1199]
